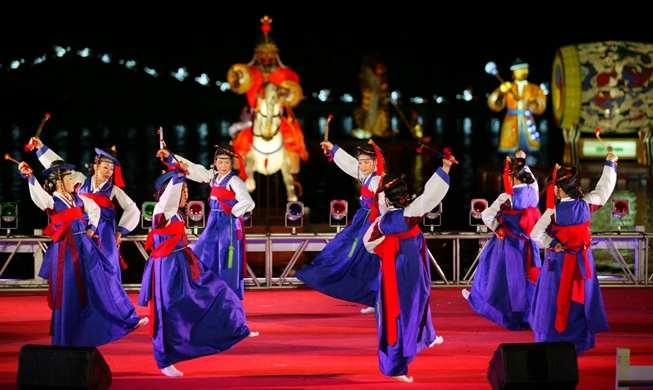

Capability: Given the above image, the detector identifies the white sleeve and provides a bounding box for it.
[229,176,255,217]
[523,165,539,193]
[369,175,387,215]
[363,216,385,253]
[173,154,214,184]
[482,193,510,231]
[111,186,140,234]
[37,145,87,186]
[531,208,554,248]
[27,177,54,211]
[403,167,450,218]
[80,196,101,229]
[333,146,362,180]
[583,162,617,207]
[36,145,63,169]
[154,177,184,226]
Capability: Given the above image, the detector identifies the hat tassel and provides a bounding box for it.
[114,165,126,188]
[503,157,514,195]
[546,165,558,209]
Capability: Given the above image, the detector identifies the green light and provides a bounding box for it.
[1,202,17,223]
[142,202,156,222]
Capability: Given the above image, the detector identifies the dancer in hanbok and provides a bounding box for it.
[157,144,254,300]
[138,164,258,377]
[29,137,140,282]
[364,154,455,383]
[296,140,385,313]
[463,150,541,330]
[529,152,617,355]
[16,160,146,347]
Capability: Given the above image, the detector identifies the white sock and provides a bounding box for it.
[462,289,470,300]
[429,335,444,347]
[391,375,414,383]
[248,331,259,337]
[160,365,183,377]
[136,317,149,328]
[360,307,375,314]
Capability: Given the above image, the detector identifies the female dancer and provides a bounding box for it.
[157,144,254,300]
[16,160,146,346]
[363,154,455,383]
[30,138,140,282]
[463,150,541,330]
[296,140,385,312]
[139,164,257,377]
[529,152,617,354]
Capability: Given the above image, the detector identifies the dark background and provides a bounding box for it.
[1,4,651,117]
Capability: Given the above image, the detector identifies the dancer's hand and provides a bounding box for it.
[156,149,170,159]
[441,154,455,174]
[552,243,565,253]
[606,152,618,163]
[494,227,506,241]
[114,232,122,247]
[320,141,333,153]
[18,162,33,176]
[31,137,44,150]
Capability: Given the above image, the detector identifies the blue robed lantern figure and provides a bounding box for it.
[487,58,547,154]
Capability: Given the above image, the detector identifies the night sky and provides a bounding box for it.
[2,4,651,103]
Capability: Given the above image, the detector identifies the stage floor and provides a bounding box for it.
[1,287,652,389]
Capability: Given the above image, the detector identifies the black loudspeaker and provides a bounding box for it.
[487,342,578,390]
[16,344,112,390]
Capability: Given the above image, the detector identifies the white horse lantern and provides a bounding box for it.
[244,82,298,201]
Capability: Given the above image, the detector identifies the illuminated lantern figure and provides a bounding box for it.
[227,15,309,178]
[488,59,547,153]
[552,41,653,166]
[352,53,391,139]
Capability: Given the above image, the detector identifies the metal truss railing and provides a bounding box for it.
[1,230,651,289]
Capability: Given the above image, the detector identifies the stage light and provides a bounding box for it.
[610,199,630,233]
[612,199,630,219]
[470,199,488,219]
[286,201,304,222]
[241,211,253,228]
[330,200,347,220]
[285,201,304,232]
[469,199,488,230]
[0,202,18,234]
[186,200,205,224]
[141,201,156,229]
[329,200,348,230]
[426,203,442,220]
[423,203,442,232]
[1,202,17,224]
[185,200,205,235]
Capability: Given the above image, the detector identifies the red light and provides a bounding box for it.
[45,114,51,119]
[189,204,202,214]
[332,202,345,214]
[470,199,488,220]
[612,199,629,216]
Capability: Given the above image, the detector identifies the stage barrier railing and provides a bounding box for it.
[1,230,650,290]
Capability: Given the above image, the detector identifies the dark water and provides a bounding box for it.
[1,105,651,283]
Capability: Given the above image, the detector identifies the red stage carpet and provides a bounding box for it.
[1,287,652,389]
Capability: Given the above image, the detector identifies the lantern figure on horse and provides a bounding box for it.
[227,15,308,201]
